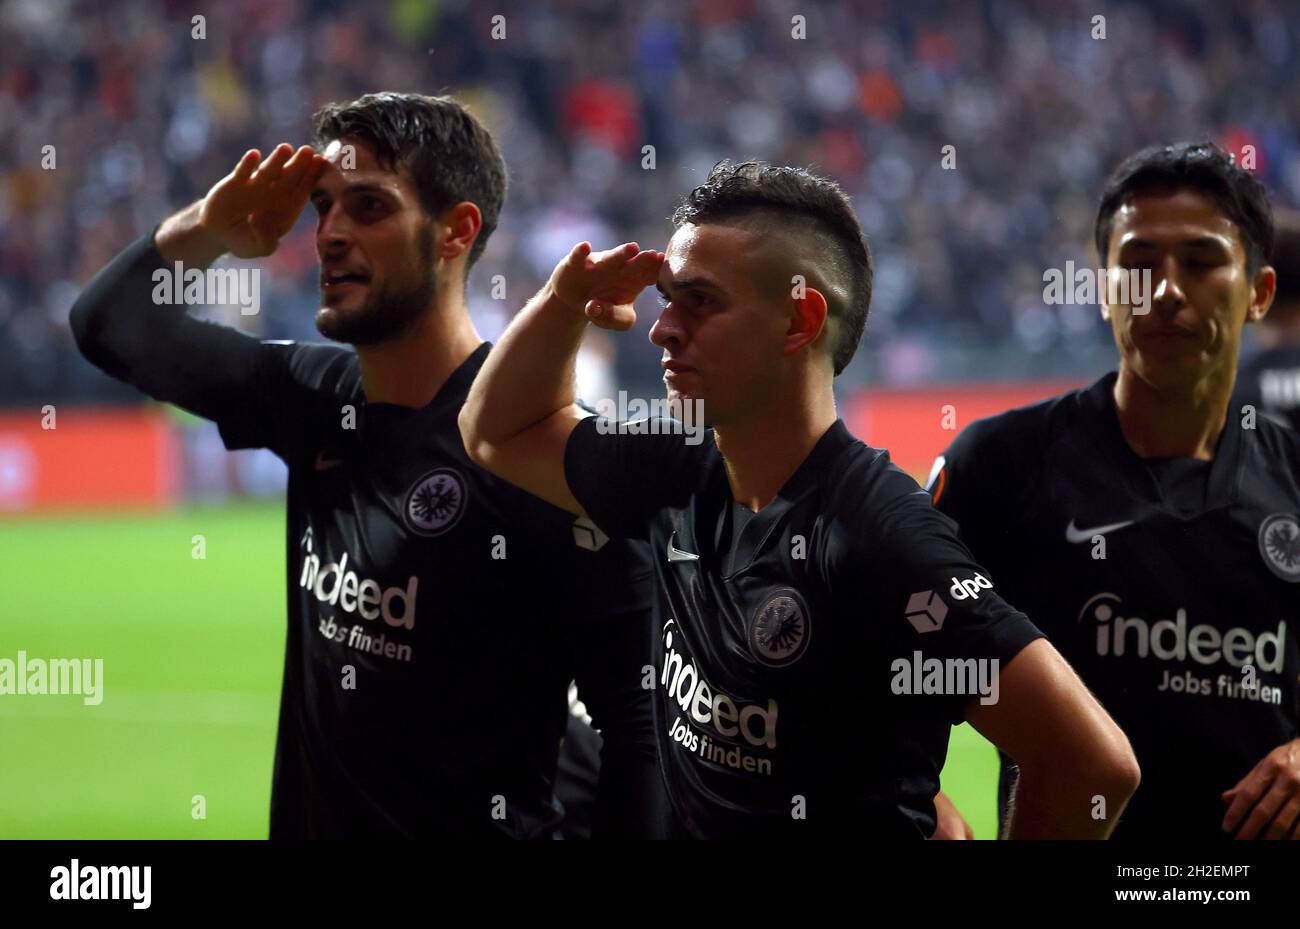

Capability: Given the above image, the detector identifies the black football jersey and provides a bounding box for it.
[566,417,1042,838]
[932,371,1300,839]
[70,232,655,838]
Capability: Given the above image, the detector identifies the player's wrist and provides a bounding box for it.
[155,200,227,267]
[542,280,589,321]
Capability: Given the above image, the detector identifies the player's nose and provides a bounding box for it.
[315,205,354,256]
[648,307,685,349]
[1150,256,1187,311]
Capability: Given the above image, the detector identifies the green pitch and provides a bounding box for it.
[0,503,1002,838]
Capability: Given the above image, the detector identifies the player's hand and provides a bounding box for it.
[548,241,665,332]
[1221,738,1300,839]
[930,791,975,840]
[197,144,329,259]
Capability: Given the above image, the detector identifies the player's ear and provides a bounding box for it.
[438,201,483,264]
[784,286,829,358]
[1245,263,1276,324]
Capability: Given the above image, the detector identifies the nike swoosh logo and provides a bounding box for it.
[667,532,699,562]
[1065,519,1136,544]
[314,451,343,472]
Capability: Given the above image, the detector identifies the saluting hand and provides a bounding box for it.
[198,143,329,259]
[547,241,665,332]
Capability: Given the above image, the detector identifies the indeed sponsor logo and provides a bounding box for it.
[1078,593,1286,672]
[661,620,777,750]
[299,542,417,630]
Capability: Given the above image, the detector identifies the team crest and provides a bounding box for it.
[1258,513,1300,582]
[748,588,811,667]
[404,468,467,537]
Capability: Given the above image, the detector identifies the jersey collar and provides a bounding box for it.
[715,418,856,577]
[362,341,492,419]
[1081,370,1242,512]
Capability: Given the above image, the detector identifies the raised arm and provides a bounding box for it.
[69,144,325,418]
[965,638,1140,838]
[458,241,664,515]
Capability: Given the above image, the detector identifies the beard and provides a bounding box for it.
[315,224,437,346]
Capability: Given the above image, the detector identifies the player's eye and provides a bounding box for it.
[656,294,671,309]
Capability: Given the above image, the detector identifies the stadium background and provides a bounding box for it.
[2,0,1298,838]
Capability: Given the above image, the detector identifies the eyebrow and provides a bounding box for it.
[310,182,399,199]
[656,277,725,297]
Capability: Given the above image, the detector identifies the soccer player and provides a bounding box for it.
[1235,209,1300,430]
[930,142,1300,839]
[70,92,655,839]
[459,160,1140,839]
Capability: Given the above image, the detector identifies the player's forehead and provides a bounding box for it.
[312,137,413,200]
[659,222,766,295]
[1109,188,1244,256]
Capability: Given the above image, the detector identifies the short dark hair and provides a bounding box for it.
[670,160,872,376]
[312,92,507,268]
[1094,141,1274,276]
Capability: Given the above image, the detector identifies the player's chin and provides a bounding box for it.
[663,378,699,406]
[314,303,368,342]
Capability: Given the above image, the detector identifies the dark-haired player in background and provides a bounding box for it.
[71,92,654,838]
[461,159,1140,839]
[1236,209,1300,431]
[931,142,1300,839]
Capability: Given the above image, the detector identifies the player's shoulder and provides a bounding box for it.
[951,382,1088,457]
[939,376,1104,487]
[820,426,934,529]
[271,340,361,399]
[1249,410,1300,464]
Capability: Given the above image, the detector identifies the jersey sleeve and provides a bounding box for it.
[853,471,1045,724]
[69,229,332,460]
[563,414,710,540]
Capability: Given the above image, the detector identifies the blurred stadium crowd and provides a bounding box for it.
[3,0,1300,411]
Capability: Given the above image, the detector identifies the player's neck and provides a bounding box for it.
[714,391,838,513]
[1112,363,1232,461]
[356,299,482,408]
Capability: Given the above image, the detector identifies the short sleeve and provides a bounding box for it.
[863,482,1044,723]
[563,415,711,540]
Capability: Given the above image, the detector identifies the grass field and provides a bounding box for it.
[0,502,1003,838]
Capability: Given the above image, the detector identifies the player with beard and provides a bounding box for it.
[930,142,1300,839]
[70,92,654,838]
[459,160,1141,839]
